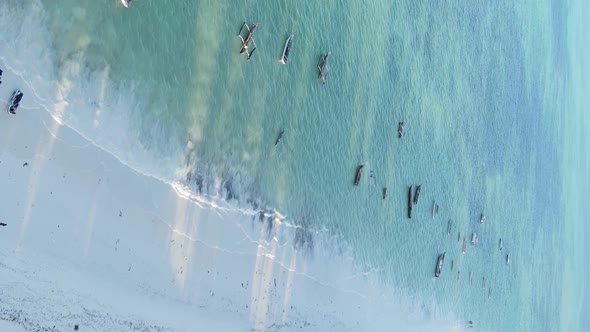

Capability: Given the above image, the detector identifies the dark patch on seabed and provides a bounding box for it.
[223,175,238,201]
[294,219,315,257]
[188,159,318,257]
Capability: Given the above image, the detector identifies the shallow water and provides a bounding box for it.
[0,0,582,330]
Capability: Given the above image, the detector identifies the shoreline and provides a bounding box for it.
[0,60,446,331]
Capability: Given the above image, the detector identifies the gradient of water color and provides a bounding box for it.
[1,0,587,330]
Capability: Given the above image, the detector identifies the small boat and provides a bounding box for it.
[457,270,461,281]
[382,187,388,200]
[280,34,294,64]
[499,238,503,251]
[506,253,510,265]
[121,0,133,8]
[318,51,331,84]
[447,220,452,236]
[471,232,478,245]
[407,185,413,219]
[397,121,405,138]
[482,277,486,288]
[413,184,421,205]
[434,252,446,277]
[462,238,467,254]
[354,165,364,186]
[432,201,439,219]
[274,131,284,146]
[488,287,492,298]
[469,271,473,285]
[238,22,259,60]
[7,89,23,115]
[457,231,461,242]
[479,213,486,224]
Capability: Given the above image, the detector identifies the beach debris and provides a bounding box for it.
[238,22,259,61]
[22,162,28,167]
[434,252,446,277]
[0,223,7,227]
[479,213,486,224]
[354,165,364,186]
[397,121,405,138]
[482,277,486,288]
[382,187,388,200]
[413,184,421,205]
[488,287,492,298]
[274,130,284,146]
[407,185,413,219]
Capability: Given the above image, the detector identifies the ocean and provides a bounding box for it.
[1,0,585,330]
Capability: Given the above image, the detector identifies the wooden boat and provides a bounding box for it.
[318,51,331,84]
[7,89,23,115]
[274,131,284,146]
[280,34,294,64]
[238,22,259,60]
[397,121,405,138]
[435,252,446,277]
[413,184,421,205]
[382,187,388,200]
[432,201,439,219]
[407,185,413,219]
[354,165,364,186]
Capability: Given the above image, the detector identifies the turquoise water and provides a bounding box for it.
[1,0,586,330]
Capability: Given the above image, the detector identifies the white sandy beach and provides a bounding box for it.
[0,60,454,331]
